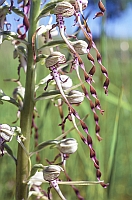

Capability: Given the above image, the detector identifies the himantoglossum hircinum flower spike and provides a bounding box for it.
[54,3,99,108]
[54,2,92,84]
[44,4,104,160]
[53,3,100,105]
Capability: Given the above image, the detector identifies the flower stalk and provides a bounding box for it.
[15,1,41,200]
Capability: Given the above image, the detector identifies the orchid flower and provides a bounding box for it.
[43,165,66,200]
[45,51,73,109]
[0,124,28,156]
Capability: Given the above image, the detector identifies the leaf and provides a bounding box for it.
[0,89,19,107]
[38,1,59,19]
[107,89,122,189]
[36,53,47,63]
[30,164,44,178]
[17,0,23,3]
[3,143,17,164]
[11,6,25,17]
[38,40,66,51]
[35,90,61,102]
[30,140,59,156]
[35,81,83,101]
[0,0,6,6]
[0,5,24,17]
[0,31,28,45]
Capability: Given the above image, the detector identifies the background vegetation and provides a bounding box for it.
[0,36,132,200]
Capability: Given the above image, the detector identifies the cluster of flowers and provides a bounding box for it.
[43,0,109,182]
[29,0,109,198]
[0,0,109,199]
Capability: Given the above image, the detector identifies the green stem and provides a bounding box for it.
[16,1,41,199]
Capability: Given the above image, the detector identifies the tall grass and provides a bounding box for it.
[0,38,132,199]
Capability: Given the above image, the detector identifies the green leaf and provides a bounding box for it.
[0,0,6,6]
[3,143,17,164]
[38,40,66,51]
[38,2,57,19]
[35,90,61,102]
[30,164,44,178]
[35,81,83,101]
[38,0,63,19]
[0,89,19,107]
[0,5,11,15]
[11,6,25,17]
[30,140,59,156]
[17,0,24,3]
[0,5,24,17]
[107,89,122,188]
[0,31,28,45]
[36,53,47,63]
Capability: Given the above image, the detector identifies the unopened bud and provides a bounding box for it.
[54,1,74,17]
[43,165,63,181]
[67,90,84,104]
[45,52,66,68]
[60,75,73,89]
[57,138,78,154]
[0,124,14,142]
[71,40,88,55]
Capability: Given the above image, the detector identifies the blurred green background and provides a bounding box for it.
[0,35,132,200]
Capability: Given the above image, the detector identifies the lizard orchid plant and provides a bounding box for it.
[0,0,109,199]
